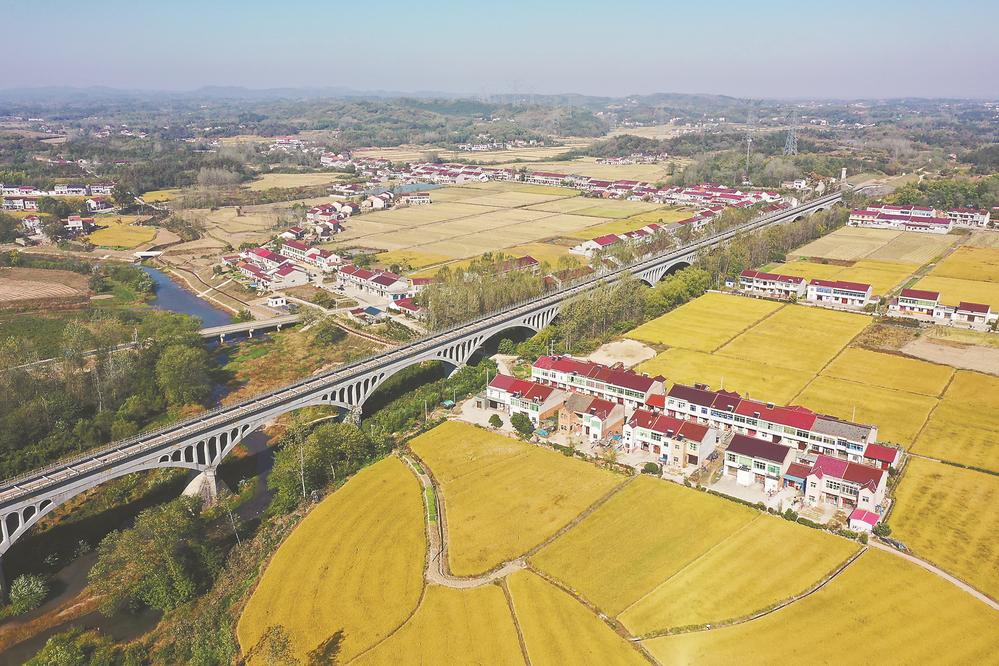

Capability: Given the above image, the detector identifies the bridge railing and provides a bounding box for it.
[0,191,841,495]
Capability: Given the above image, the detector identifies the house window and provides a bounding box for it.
[809,481,817,489]
[726,453,736,463]
[826,481,841,492]
[753,461,765,471]
[688,442,697,451]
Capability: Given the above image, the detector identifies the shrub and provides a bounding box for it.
[783,508,799,522]
[642,462,661,475]
[8,573,49,614]
[510,412,534,438]
[488,414,503,429]
[872,522,892,537]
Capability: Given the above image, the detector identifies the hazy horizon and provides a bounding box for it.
[4,0,998,99]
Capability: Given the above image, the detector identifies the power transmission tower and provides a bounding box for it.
[784,109,799,156]
[743,104,755,185]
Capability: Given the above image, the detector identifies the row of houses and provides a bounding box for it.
[848,204,992,234]
[888,288,998,329]
[1,182,115,197]
[738,269,874,308]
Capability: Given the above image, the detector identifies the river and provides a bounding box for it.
[0,267,261,662]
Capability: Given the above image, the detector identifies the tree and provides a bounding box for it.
[7,573,48,614]
[25,628,117,666]
[872,522,892,538]
[488,414,503,429]
[497,338,516,355]
[312,317,346,346]
[155,344,212,406]
[510,412,534,438]
[88,496,213,615]
[642,462,661,475]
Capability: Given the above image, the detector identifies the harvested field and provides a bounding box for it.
[531,476,755,617]
[910,371,999,471]
[791,228,901,261]
[586,339,657,368]
[638,348,813,405]
[890,458,999,600]
[626,293,782,352]
[352,584,525,665]
[504,157,677,182]
[642,549,999,665]
[507,571,646,666]
[792,376,937,446]
[0,267,89,309]
[236,458,426,664]
[619,515,859,635]
[410,421,620,576]
[570,201,663,219]
[820,348,954,397]
[353,139,593,164]
[717,305,869,374]
[913,275,999,307]
[866,232,957,264]
[965,231,999,248]
[902,337,999,376]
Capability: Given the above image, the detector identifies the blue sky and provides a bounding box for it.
[4,0,997,98]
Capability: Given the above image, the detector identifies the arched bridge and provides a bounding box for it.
[0,191,841,557]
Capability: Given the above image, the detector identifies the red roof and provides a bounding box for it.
[809,278,871,293]
[785,462,813,479]
[849,509,880,526]
[735,399,817,430]
[534,355,662,394]
[592,234,620,247]
[645,394,666,410]
[957,301,990,313]
[809,455,885,492]
[628,409,710,441]
[740,269,805,284]
[489,374,557,402]
[900,288,940,301]
[864,443,899,465]
[727,434,792,465]
[282,239,309,251]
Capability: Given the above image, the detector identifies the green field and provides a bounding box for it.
[410,421,621,576]
[619,515,859,635]
[626,293,782,352]
[637,347,813,405]
[237,458,426,663]
[531,476,756,617]
[717,305,869,374]
[890,458,999,601]
[792,375,938,446]
[507,571,647,666]
[642,549,999,664]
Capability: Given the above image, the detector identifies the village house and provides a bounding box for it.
[484,374,566,427]
[307,203,342,224]
[89,183,116,196]
[403,192,433,205]
[945,207,990,228]
[338,264,410,301]
[624,409,716,470]
[558,393,625,442]
[660,383,878,463]
[53,183,88,196]
[805,278,872,308]
[63,215,95,233]
[723,434,795,491]
[848,207,953,234]
[848,509,881,533]
[525,171,569,187]
[244,247,286,271]
[279,226,305,240]
[804,454,888,512]
[888,288,998,329]
[738,269,807,300]
[1,185,46,197]
[863,443,900,470]
[86,197,113,212]
[267,295,288,308]
[303,247,340,272]
[2,197,38,211]
[268,263,310,290]
[496,255,540,275]
[388,296,426,320]
[532,355,666,410]
[278,238,311,262]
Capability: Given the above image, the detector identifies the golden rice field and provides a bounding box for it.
[642,549,999,665]
[889,458,999,600]
[820,348,954,397]
[501,157,678,182]
[792,375,938,446]
[637,348,813,405]
[237,458,425,664]
[626,292,782,352]
[245,172,346,190]
[86,217,156,248]
[139,188,181,202]
[928,246,999,283]
[767,258,919,295]
[914,275,999,307]
[565,208,692,239]
[353,139,593,164]
[910,371,999,471]
[506,571,647,666]
[410,421,621,576]
[717,305,869,374]
[352,585,526,665]
[569,200,663,219]
[618,515,860,635]
[374,248,454,270]
[531,476,756,617]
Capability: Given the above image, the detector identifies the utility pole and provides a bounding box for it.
[299,439,307,501]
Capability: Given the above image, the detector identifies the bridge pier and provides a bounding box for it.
[183,467,225,506]
[344,406,363,426]
[219,333,226,344]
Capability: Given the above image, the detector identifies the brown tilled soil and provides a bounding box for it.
[0,268,90,310]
